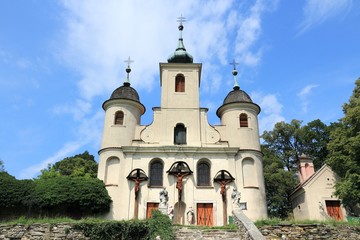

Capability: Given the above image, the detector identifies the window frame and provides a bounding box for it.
[197,161,211,186]
[149,160,164,187]
[174,123,187,145]
[239,113,248,127]
[175,74,185,92]
[114,111,124,125]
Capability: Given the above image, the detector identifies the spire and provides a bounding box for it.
[124,56,133,86]
[230,59,240,90]
[167,15,193,63]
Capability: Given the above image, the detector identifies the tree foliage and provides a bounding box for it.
[0,159,4,172]
[262,146,297,218]
[262,119,330,171]
[0,151,111,219]
[261,118,330,218]
[31,176,111,216]
[39,151,98,179]
[0,172,34,218]
[327,78,360,211]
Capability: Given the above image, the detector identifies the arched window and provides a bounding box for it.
[175,74,185,92]
[240,113,248,127]
[197,161,210,186]
[242,158,258,187]
[149,160,163,187]
[105,157,120,186]
[174,123,186,145]
[114,111,124,125]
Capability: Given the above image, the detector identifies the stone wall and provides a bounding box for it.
[0,223,88,240]
[1,223,359,240]
[259,224,360,240]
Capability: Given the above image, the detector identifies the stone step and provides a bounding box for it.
[174,227,243,240]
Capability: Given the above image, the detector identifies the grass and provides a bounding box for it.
[255,217,360,227]
[0,216,107,225]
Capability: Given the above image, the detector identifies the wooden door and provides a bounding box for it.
[146,202,159,219]
[197,203,213,226]
[325,200,343,220]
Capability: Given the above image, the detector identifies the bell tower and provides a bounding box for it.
[160,16,201,110]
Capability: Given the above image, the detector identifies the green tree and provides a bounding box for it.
[0,172,34,218]
[31,176,111,216]
[301,119,331,169]
[0,159,4,172]
[262,146,297,218]
[261,119,330,218]
[327,78,360,212]
[39,151,98,179]
[262,119,330,172]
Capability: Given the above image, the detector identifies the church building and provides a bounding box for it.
[97,19,267,226]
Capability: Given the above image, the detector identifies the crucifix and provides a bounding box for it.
[214,170,235,226]
[127,168,148,219]
[167,161,193,224]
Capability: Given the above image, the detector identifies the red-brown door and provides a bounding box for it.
[325,200,343,220]
[146,202,159,219]
[197,203,213,226]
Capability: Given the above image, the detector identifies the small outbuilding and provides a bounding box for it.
[290,154,347,221]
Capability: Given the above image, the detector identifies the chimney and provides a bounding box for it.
[298,154,315,184]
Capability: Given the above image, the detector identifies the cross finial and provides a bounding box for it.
[230,59,239,89]
[124,56,134,85]
[124,56,134,68]
[177,14,186,26]
[230,59,239,70]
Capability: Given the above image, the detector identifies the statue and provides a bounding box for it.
[159,187,168,208]
[186,206,194,224]
[168,205,174,220]
[231,188,241,208]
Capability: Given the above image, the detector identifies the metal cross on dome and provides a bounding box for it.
[124,56,134,68]
[230,59,239,70]
[177,15,186,26]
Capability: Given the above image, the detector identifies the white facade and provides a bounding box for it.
[97,24,267,225]
[290,164,347,221]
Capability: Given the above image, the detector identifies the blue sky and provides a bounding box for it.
[1,0,359,179]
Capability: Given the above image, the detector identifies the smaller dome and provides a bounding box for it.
[168,49,193,63]
[223,87,253,104]
[109,82,140,102]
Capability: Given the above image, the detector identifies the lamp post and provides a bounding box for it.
[167,161,193,224]
[127,168,148,219]
[214,170,235,225]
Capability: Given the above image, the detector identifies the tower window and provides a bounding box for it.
[174,123,186,145]
[240,113,248,127]
[114,111,124,125]
[175,74,185,92]
[197,161,210,186]
[149,160,163,187]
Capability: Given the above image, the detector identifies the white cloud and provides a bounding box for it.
[297,84,319,113]
[251,92,285,133]
[235,0,278,67]
[298,0,352,35]
[19,111,103,179]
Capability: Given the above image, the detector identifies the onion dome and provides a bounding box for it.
[103,57,145,114]
[109,82,140,102]
[167,15,193,63]
[223,88,253,104]
[223,60,253,103]
[109,57,140,102]
[216,60,260,117]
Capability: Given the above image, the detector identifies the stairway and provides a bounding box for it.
[174,226,248,240]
